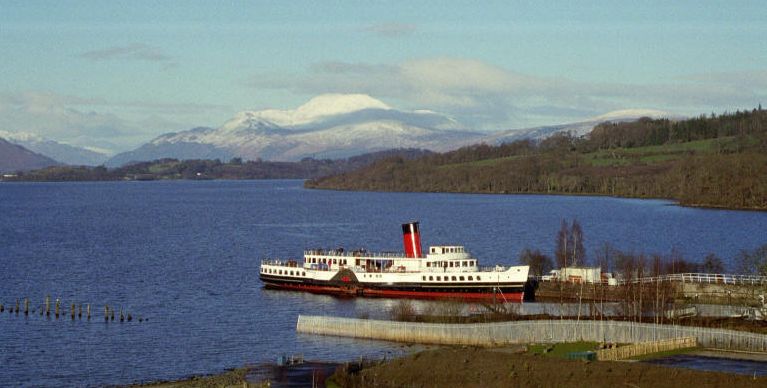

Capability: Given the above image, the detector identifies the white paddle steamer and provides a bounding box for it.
[259,222,530,302]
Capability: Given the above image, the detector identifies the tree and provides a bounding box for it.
[735,244,767,275]
[555,219,569,268]
[701,253,725,273]
[518,248,554,277]
[571,219,586,266]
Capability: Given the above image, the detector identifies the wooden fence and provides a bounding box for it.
[296,315,767,352]
[594,337,697,361]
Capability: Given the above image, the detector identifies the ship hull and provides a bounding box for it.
[259,274,525,302]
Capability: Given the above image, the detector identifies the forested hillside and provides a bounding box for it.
[307,108,767,210]
[2,149,431,182]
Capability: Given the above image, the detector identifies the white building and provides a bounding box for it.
[542,267,617,285]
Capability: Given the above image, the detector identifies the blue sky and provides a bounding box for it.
[1,1,765,152]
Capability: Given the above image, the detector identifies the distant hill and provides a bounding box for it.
[0,130,109,166]
[307,108,767,210]
[7,148,433,181]
[0,138,60,173]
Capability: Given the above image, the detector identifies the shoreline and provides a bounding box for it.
[3,177,766,211]
[127,347,766,387]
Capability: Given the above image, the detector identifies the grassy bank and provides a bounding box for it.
[327,347,766,387]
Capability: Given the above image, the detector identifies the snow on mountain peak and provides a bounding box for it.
[0,130,44,142]
[593,109,670,121]
[295,93,390,118]
[223,94,392,130]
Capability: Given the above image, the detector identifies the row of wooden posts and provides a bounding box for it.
[0,296,144,322]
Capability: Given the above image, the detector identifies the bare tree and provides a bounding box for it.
[518,248,554,277]
[701,253,725,273]
[571,219,586,267]
[555,219,569,269]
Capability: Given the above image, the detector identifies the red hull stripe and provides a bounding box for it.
[263,282,524,302]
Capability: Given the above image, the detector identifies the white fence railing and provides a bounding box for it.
[297,315,767,352]
[619,273,767,285]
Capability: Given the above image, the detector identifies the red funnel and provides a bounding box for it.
[402,222,423,258]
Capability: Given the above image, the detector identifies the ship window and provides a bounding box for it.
[302,272,305,276]
[463,261,468,267]
[449,262,454,267]
[356,259,360,266]
[459,276,465,281]
[477,276,481,281]
[290,271,294,276]
[468,276,473,281]
[451,276,457,281]
[444,277,448,282]
[470,261,474,266]
[426,262,431,267]
[436,276,441,281]
[422,276,426,281]
[431,247,435,253]
[279,270,283,275]
[333,259,337,264]
[429,276,433,281]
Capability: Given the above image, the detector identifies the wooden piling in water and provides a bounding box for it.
[78,304,82,319]
[55,298,60,318]
[70,303,75,320]
[111,309,115,321]
[120,308,124,322]
[24,298,29,316]
[104,305,109,322]
[87,303,91,320]
[0,303,4,313]
[15,299,20,315]
[45,295,50,317]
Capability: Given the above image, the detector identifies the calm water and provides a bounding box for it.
[1,180,766,387]
[646,354,767,376]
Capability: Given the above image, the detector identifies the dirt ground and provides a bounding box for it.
[328,347,767,388]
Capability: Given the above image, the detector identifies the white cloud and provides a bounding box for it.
[251,58,767,129]
[0,91,225,152]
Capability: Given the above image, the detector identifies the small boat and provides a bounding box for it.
[259,222,530,302]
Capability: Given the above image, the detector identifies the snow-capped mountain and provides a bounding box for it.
[107,94,480,166]
[106,94,675,167]
[0,138,59,173]
[0,130,110,166]
[481,109,672,145]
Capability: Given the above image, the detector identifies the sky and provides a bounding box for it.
[1,1,766,153]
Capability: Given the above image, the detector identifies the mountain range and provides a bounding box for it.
[1,94,672,170]
[0,138,60,173]
[106,94,670,167]
[0,130,110,166]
